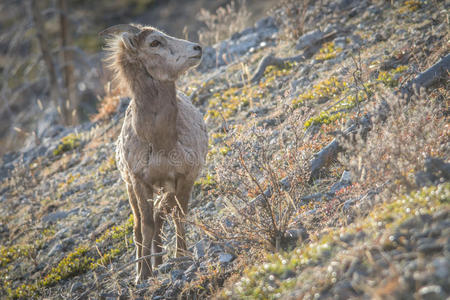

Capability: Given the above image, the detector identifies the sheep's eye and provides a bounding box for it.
[150,40,161,47]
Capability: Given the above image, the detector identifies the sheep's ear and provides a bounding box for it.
[121,32,138,50]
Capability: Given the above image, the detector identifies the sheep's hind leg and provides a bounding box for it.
[133,181,155,282]
[127,183,142,281]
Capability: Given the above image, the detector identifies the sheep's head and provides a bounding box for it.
[101,24,202,82]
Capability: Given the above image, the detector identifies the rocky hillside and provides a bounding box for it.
[0,0,449,299]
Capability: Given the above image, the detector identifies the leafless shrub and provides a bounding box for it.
[198,114,315,251]
[340,90,448,192]
[197,0,251,45]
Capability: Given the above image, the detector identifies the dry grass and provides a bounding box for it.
[90,82,125,122]
[197,0,251,45]
[272,0,313,40]
[340,89,449,193]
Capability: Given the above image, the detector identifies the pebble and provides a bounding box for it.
[417,285,445,300]
[417,243,443,254]
[296,29,324,50]
[218,253,235,264]
[170,269,185,282]
[431,257,448,280]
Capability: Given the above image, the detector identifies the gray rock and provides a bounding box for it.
[136,281,150,290]
[334,36,347,49]
[205,201,215,211]
[255,16,276,30]
[337,0,353,10]
[301,193,329,202]
[280,176,291,191]
[0,223,9,237]
[284,227,308,247]
[339,233,354,243]
[296,29,324,50]
[418,243,443,254]
[42,208,79,225]
[415,157,450,187]
[54,227,70,239]
[218,253,234,264]
[170,269,185,281]
[330,170,352,194]
[431,257,448,280]
[48,243,63,257]
[158,262,174,274]
[367,5,381,15]
[184,263,198,281]
[199,16,277,71]
[208,245,223,256]
[184,263,198,275]
[333,280,355,300]
[194,239,207,260]
[416,285,445,300]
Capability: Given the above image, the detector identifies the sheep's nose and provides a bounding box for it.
[193,44,202,53]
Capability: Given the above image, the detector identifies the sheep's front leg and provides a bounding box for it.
[127,184,142,279]
[133,181,154,282]
[152,209,164,268]
[173,181,192,257]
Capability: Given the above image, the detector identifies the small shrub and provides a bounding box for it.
[199,114,314,251]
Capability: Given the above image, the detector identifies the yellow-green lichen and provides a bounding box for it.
[315,42,343,61]
[5,216,135,299]
[98,155,116,174]
[0,245,34,267]
[377,65,408,87]
[53,133,81,156]
[400,0,422,12]
[292,77,347,107]
[194,173,217,189]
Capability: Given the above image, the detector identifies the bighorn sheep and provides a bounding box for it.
[101,24,208,283]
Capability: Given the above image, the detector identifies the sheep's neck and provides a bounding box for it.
[130,76,178,152]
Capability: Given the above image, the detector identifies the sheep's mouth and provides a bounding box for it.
[189,55,202,59]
